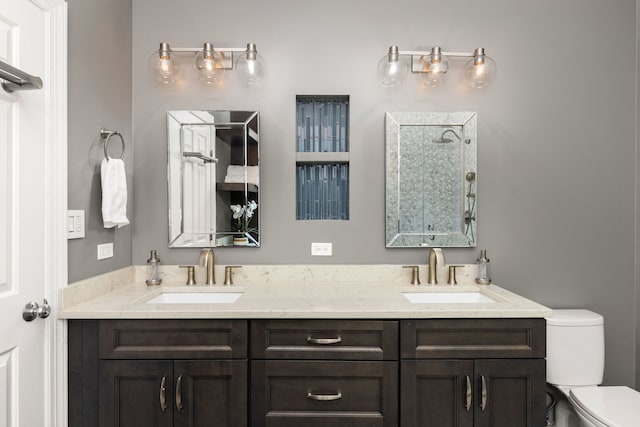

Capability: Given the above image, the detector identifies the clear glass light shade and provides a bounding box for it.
[194,49,223,84]
[421,55,449,87]
[463,53,497,88]
[377,53,410,87]
[149,51,181,84]
[236,44,265,85]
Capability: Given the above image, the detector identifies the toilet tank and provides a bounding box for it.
[546,309,604,387]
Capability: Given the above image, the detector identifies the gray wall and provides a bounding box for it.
[67,0,133,282]
[66,0,637,386]
[636,0,640,391]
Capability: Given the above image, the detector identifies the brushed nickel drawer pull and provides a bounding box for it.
[307,391,343,401]
[175,374,183,412]
[159,376,167,412]
[480,375,487,411]
[306,336,342,345]
[465,375,472,412]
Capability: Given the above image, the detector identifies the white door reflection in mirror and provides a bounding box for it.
[168,110,260,248]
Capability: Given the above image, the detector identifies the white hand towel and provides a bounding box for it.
[224,165,260,186]
[101,158,129,228]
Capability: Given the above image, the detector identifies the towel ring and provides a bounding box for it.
[100,128,125,160]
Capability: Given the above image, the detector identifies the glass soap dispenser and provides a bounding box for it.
[475,249,491,285]
[146,250,162,286]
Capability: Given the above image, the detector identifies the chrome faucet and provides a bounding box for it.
[199,249,215,285]
[428,248,445,284]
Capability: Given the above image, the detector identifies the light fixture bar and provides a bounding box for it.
[378,45,495,89]
[400,50,475,57]
[159,44,248,70]
[169,47,247,53]
[151,41,264,86]
[405,49,477,73]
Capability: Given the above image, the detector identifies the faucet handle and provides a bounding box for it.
[403,265,421,285]
[447,265,464,285]
[224,265,242,286]
[179,265,196,285]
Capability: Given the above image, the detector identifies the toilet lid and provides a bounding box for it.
[546,309,604,326]
[569,387,640,427]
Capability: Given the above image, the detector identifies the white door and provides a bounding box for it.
[0,1,66,426]
[181,123,216,246]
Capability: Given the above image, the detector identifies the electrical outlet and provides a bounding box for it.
[97,243,114,260]
[311,242,332,256]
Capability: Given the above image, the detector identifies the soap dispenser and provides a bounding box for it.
[146,250,162,286]
[475,249,491,285]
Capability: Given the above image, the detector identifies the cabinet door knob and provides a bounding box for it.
[160,376,167,412]
[175,374,183,412]
[480,375,487,411]
[465,375,472,412]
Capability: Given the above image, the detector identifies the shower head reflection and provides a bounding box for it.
[433,128,461,143]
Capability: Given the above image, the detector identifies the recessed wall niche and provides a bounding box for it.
[295,95,350,220]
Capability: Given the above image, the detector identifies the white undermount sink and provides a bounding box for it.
[402,292,496,304]
[146,292,243,304]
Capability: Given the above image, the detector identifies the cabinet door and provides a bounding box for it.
[401,360,474,427]
[474,359,545,427]
[99,360,174,427]
[174,360,247,427]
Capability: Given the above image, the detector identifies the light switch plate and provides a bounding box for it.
[67,210,85,239]
[97,243,114,260]
[311,242,332,256]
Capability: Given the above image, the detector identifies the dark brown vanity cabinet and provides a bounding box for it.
[250,320,399,427]
[400,319,546,427]
[68,317,546,427]
[68,319,248,427]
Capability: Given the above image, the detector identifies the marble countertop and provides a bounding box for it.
[58,266,551,319]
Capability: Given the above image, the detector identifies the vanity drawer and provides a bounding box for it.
[250,319,398,360]
[251,360,397,427]
[401,318,545,359]
[98,319,247,359]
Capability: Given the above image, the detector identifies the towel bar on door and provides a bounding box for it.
[100,128,125,160]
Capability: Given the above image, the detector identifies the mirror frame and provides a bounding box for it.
[167,110,260,248]
[385,111,477,247]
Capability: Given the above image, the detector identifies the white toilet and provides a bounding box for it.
[546,309,640,427]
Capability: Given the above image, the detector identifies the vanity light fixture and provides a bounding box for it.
[149,42,265,86]
[377,46,496,89]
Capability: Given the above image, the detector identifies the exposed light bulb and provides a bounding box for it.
[236,43,264,85]
[194,43,220,84]
[463,48,496,89]
[377,46,409,87]
[421,47,449,87]
[149,43,181,84]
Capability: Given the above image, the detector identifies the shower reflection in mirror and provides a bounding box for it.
[385,111,477,247]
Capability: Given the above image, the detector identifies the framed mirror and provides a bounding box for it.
[385,111,477,247]
[168,110,260,248]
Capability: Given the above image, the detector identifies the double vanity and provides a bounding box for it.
[60,264,551,427]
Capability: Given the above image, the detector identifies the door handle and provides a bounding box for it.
[175,374,183,412]
[480,375,487,411]
[465,375,472,412]
[22,299,51,322]
[159,376,167,412]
